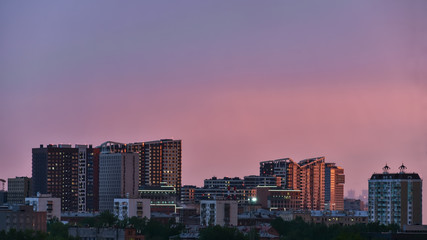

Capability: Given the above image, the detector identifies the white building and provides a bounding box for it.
[200,200,238,226]
[25,193,61,221]
[368,164,422,227]
[114,198,151,220]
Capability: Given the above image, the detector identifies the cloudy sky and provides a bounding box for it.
[1,0,427,221]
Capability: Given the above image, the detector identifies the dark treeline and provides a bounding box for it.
[0,211,183,240]
[271,217,399,240]
[0,214,401,240]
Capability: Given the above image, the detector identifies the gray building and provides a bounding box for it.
[7,177,31,205]
[99,152,139,212]
[204,177,244,189]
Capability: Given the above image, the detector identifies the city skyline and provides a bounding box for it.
[1,1,427,223]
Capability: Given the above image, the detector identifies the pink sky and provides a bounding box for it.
[1,0,427,222]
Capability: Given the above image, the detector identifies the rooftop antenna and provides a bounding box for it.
[399,163,407,174]
[382,164,390,174]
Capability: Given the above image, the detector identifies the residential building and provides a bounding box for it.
[69,227,145,240]
[99,151,139,212]
[0,191,7,205]
[32,144,99,212]
[325,163,345,210]
[113,198,151,220]
[299,157,325,210]
[139,183,177,214]
[0,205,47,232]
[368,164,422,227]
[100,139,182,196]
[200,200,238,226]
[7,177,31,205]
[260,158,300,189]
[181,185,196,204]
[256,187,302,211]
[25,193,61,221]
[128,139,182,194]
[243,175,280,188]
[204,177,244,189]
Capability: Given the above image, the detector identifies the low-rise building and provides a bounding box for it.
[114,198,151,220]
[69,227,145,240]
[200,199,238,226]
[25,193,61,221]
[256,187,301,211]
[279,210,368,226]
[139,183,177,214]
[0,205,47,232]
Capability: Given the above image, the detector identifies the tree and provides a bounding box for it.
[199,225,246,240]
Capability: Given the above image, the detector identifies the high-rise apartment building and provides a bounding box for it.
[368,164,422,227]
[325,163,345,210]
[128,139,182,194]
[260,158,300,189]
[7,177,31,204]
[99,140,182,194]
[260,156,343,211]
[98,150,139,212]
[32,144,99,212]
[299,157,325,210]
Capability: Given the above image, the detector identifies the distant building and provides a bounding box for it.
[139,183,177,214]
[32,144,99,212]
[7,177,31,205]
[181,185,196,204]
[325,163,345,210]
[299,157,325,210]
[0,205,47,232]
[0,191,7,205]
[368,164,422,227]
[280,210,368,226]
[99,151,139,212]
[127,139,182,194]
[25,193,61,221]
[114,198,150,220]
[256,187,301,211]
[69,227,145,240]
[100,139,182,196]
[260,158,300,189]
[200,200,238,226]
[243,175,279,189]
[204,177,244,189]
[344,198,365,211]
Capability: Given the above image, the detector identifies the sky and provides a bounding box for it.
[1,0,427,221]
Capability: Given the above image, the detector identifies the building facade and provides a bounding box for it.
[260,158,300,189]
[99,152,139,212]
[299,157,326,210]
[325,163,345,210]
[128,139,182,194]
[368,165,422,227]
[7,177,31,205]
[204,177,244,189]
[243,175,279,188]
[32,144,99,212]
[200,200,238,227]
[25,193,61,221]
[0,205,47,232]
[113,198,151,220]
